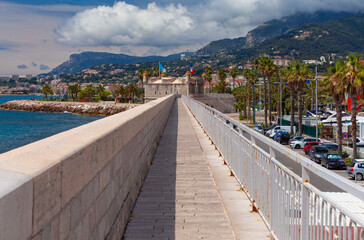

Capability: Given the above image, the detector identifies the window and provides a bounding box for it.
[358,164,364,168]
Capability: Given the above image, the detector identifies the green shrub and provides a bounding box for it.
[345,157,353,166]
[342,150,349,159]
[239,112,243,120]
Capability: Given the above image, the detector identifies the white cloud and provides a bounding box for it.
[56,0,364,52]
[56,2,194,47]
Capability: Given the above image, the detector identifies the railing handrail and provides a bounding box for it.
[185,95,364,199]
[182,95,364,239]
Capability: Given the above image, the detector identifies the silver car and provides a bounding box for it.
[346,160,364,180]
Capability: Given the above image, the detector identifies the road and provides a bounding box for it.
[236,125,364,193]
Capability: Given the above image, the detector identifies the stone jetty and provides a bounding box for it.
[0,100,139,116]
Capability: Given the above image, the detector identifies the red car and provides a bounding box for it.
[303,142,323,155]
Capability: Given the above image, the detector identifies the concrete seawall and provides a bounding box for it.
[0,95,176,240]
[0,100,139,116]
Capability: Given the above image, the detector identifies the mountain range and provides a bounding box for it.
[46,51,193,75]
[194,11,355,56]
[45,10,364,76]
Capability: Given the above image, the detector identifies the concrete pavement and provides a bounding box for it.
[124,99,271,239]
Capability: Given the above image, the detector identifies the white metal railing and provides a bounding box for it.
[182,95,364,240]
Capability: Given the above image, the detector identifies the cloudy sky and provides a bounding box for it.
[1,0,364,75]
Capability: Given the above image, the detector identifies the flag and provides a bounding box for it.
[190,64,195,75]
[159,63,166,73]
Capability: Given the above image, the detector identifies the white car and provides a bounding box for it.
[290,137,323,149]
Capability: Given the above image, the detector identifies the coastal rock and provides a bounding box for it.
[0,100,139,116]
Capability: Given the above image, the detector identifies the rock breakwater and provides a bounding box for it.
[0,100,139,116]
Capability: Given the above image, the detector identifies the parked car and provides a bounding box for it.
[263,124,277,136]
[321,153,346,169]
[289,136,304,145]
[309,146,329,163]
[267,125,294,137]
[346,159,364,180]
[290,137,323,149]
[303,142,324,155]
[273,130,287,141]
[323,143,339,153]
[276,132,291,144]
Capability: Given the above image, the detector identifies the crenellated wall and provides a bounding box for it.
[0,95,176,240]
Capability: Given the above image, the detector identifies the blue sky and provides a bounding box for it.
[1,0,364,75]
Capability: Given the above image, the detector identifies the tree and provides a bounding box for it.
[243,68,258,121]
[212,81,230,93]
[256,56,277,126]
[96,84,106,99]
[118,85,126,102]
[254,58,268,127]
[205,66,213,92]
[41,85,53,100]
[336,54,364,160]
[68,84,81,101]
[109,84,120,102]
[280,66,295,134]
[137,69,145,89]
[230,68,238,89]
[84,84,96,100]
[291,61,312,136]
[127,83,137,103]
[325,61,346,156]
[217,68,227,83]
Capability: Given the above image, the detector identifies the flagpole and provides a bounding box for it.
[159,61,160,79]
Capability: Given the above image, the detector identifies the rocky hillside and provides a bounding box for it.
[195,11,355,56]
[238,13,364,59]
[45,51,193,75]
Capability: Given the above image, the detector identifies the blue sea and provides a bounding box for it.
[0,95,103,154]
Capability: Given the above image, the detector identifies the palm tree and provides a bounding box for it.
[217,68,227,83]
[205,66,213,92]
[41,85,53,100]
[118,85,126,102]
[67,84,75,100]
[127,83,137,103]
[337,54,364,159]
[282,65,296,135]
[96,84,106,99]
[260,57,277,126]
[109,84,120,102]
[137,69,145,88]
[326,61,346,156]
[254,58,268,127]
[84,84,96,100]
[290,61,312,135]
[230,68,238,89]
[212,81,229,93]
[233,84,249,119]
[243,68,258,121]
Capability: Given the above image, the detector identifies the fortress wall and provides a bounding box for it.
[0,94,176,240]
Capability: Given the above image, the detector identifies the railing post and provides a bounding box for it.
[269,146,276,232]
[250,134,256,208]
[301,166,310,240]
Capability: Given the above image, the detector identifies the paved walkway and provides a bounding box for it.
[124,99,270,239]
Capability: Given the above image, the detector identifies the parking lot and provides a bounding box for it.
[282,141,364,187]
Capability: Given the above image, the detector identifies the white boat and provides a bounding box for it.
[322,112,364,126]
[321,112,351,125]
